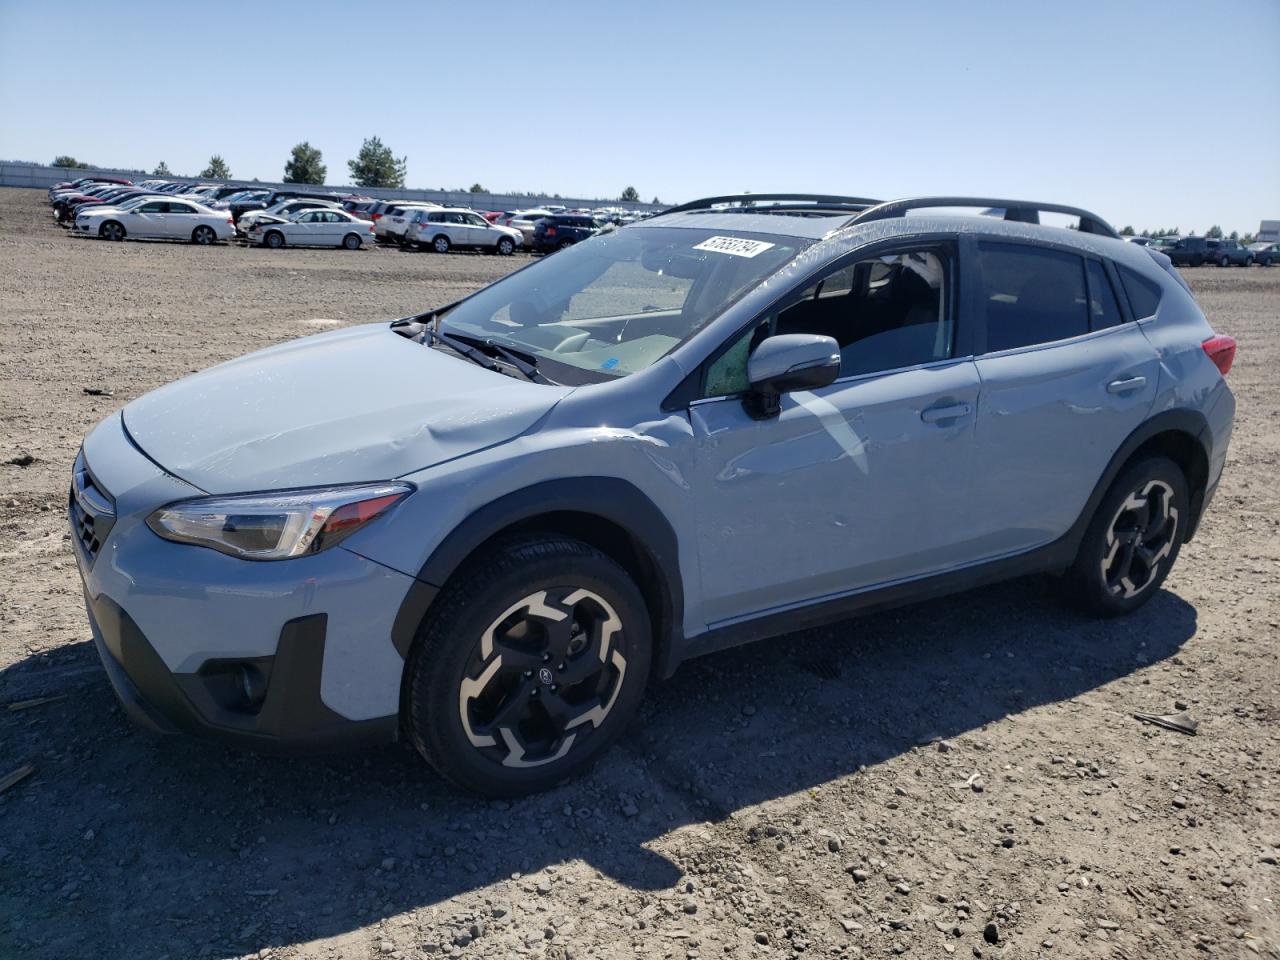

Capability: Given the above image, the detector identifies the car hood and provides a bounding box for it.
[122,323,569,494]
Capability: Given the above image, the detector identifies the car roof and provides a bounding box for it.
[640,196,1150,267]
[639,210,1159,275]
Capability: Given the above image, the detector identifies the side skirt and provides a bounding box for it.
[679,538,1076,665]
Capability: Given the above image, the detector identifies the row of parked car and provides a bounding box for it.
[45,176,652,254]
[1131,234,1278,267]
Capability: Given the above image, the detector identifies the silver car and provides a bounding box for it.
[375,203,442,244]
[74,197,235,244]
[238,199,340,236]
[404,208,522,254]
[70,193,1236,796]
[247,209,374,249]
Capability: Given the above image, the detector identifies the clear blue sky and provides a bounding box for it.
[2,0,1277,234]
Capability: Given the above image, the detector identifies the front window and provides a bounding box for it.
[439,227,807,385]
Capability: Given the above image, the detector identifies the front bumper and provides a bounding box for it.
[85,591,397,750]
[72,413,418,751]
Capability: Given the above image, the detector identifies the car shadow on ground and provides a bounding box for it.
[0,575,1197,958]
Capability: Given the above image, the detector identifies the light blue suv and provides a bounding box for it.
[71,194,1237,795]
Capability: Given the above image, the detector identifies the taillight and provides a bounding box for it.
[1202,335,1236,376]
[546,226,557,237]
[371,212,382,220]
[226,218,234,225]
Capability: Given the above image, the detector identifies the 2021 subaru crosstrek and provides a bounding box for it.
[71,194,1236,795]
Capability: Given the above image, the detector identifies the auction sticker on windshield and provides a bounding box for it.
[693,236,776,258]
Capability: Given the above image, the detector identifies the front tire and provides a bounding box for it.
[98,221,125,241]
[264,230,284,249]
[1219,255,1230,267]
[1064,456,1188,616]
[496,236,515,256]
[405,537,652,796]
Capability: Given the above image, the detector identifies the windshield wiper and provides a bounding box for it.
[436,329,556,385]
[424,326,555,385]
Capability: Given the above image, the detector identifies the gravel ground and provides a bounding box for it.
[1,185,1277,960]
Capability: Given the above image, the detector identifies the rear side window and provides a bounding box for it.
[1085,260,1124,330]
[978,243,1087,352]
[1117,266,1162,319]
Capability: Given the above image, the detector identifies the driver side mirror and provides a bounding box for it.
[744,334,841,420]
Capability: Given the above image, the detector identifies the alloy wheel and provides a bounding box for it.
[458,588,628,769]
[193,226,214,245]
[1100,479,1179,599]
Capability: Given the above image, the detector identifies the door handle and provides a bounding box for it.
[920,402,972,424]
[1106,375,1147,394]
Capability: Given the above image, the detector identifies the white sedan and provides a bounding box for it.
[246,209,375,249]
[237,198,340,235]
[75,198,235,244]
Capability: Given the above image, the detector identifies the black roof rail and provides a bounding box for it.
[851,197,1119,238]
[662,193,883,217]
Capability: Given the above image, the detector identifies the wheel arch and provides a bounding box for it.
[1071,409,1212,552]
[392,477,684,685]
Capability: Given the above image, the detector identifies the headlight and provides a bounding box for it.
[146,483,412,560]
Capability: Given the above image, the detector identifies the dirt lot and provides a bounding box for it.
[1,185,1276,960]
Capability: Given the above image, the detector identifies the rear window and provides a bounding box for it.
[1117,266,1163,320]
[977,243,1088,352]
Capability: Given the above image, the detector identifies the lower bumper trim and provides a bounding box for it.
[85,593,398,753]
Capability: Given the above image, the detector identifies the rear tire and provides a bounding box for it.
[404,537,652,796]
[1063,456,1188,617]
[1219,255,1230,267]
[432,234,451,254]
[558,239,574,250]
[191,225,216,245]
[342,232,362,250]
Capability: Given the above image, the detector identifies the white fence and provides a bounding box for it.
[0,161,664,213]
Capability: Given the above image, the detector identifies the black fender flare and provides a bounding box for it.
[1062,408,1212,556]
[391,477,685,675]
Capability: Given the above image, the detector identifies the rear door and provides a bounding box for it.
[967,240,1160,557]
[164,200,200,239]
[322,211,348,245]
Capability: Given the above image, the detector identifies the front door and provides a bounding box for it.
[690,243,982,626]
[130,200,169,238]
